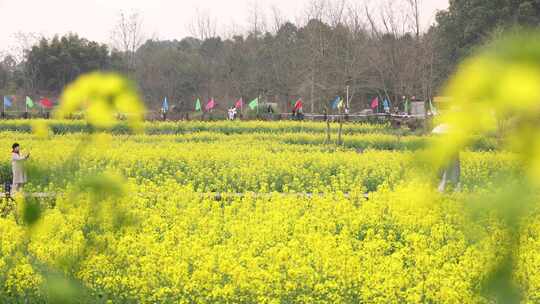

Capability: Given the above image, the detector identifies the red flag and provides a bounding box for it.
[370,97,379,110]
[40,98,54,109]
[205,98,216,111]
[294,99,303,111]
[235,98,243,109]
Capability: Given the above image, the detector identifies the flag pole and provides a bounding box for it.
[346,85,350,110]
[257,94,260,116]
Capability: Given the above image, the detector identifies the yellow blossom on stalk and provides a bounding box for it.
[430,30,540,303]
[56,72,145,132]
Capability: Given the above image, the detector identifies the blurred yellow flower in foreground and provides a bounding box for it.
[56,72,145,132]
[434,31,540,186]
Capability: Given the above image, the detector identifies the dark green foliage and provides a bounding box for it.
[25,34,122,93]
[22,197,41,226]
[434,0,540,81]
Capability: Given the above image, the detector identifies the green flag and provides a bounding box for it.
[26,96,34,108]
[195,98,202,111]
[248,97,259,110]
[404,98,410,113]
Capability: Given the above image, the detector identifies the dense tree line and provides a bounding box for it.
[26,34,124,93]
[434,0,540,82]
[1,0,539,113]
[0,35,123,102]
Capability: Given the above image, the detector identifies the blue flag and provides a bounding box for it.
[331,96,341,109]
[3,96,12,108]
[162,97,169,112]
[383,98,390,109]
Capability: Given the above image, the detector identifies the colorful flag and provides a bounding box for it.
[370,97,379,110]
[40,98,53,109]
[3,96,12,108]
[383,98,390,111]
[337,98,344,109]
[248,97,259,110]
[293,99,303,111]
[195,98,202,111]
[235,98,243,109]
[404,98,410,113]
[205,98,216,111]
[331,96,341,109]
[162,97,169,112]
[26,96,34,108]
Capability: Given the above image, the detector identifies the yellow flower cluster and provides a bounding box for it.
[0,217,43,300]
[57,73,145,131]
[0,120,531,303]
[0,120,391,136]
[5,182,515,303]
[0,131,517,194]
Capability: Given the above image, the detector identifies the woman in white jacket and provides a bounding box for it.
[11,143,29,194]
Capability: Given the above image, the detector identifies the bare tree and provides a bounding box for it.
[221,21,243,41]
[10,32,43,64]
[6,32,45,92]
[111,10,145,74]
[418,30,437,99]
[113,0,436,113]
[247,0,267,37]
[326,0,347,27]
[406,0,421,39]
[187,8,218,40]
[270,6,285,33]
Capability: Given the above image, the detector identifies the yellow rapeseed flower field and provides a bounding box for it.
[0,120,535,303]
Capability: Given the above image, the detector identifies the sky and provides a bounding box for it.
[0,0,449,55]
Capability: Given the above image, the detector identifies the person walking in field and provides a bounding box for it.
[432,124,461,192]
[11,143,29,194]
